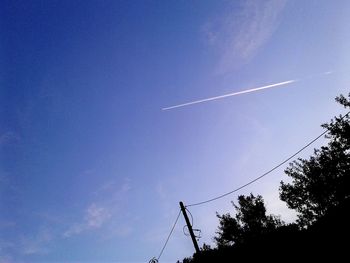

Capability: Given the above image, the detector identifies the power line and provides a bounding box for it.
[186,111,350,207]
[186,207,194,226]
[182,207,194,236]
[149,111,349,262]
[183,207,201,240]
[156,209,182,261]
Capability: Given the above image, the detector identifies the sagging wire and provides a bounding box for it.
[182,207,202,241]
[186,111,350,207]
[149,209,182,263]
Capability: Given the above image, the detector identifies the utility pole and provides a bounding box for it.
[179,201,200,254]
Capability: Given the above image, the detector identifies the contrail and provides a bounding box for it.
[162,79,298,111]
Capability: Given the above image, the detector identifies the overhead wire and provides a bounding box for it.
[182,207,194,236]
[185,207,194,226]
[150,111,349,261]
[156,209,182,261]
[183,225,190,236]
[186,111,350,207]
[182,207,201,240]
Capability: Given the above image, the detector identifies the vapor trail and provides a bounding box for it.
[162,79,297,111]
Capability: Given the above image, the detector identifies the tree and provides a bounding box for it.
[179,94,350,263]
[280,93,350,226]
[214,194,283,247]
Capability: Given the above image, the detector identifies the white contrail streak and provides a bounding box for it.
[162,79,298,111]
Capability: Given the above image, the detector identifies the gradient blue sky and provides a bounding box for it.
[1,1,350,262]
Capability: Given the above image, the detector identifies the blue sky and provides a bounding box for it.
[1,0,350,262]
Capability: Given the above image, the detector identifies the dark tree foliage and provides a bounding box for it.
[214,194,283,247]
[179,198,350,262]
[280,93,350,226]
[178,94,350,263]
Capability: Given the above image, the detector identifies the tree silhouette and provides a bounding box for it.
[178,94,350,262]
[215,194,283,247]
[280,93,350,226]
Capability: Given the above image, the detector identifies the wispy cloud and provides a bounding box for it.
[0,256,14,263]
[62,223,85,238]
[0,240,14,254]
[202,0,287,73]
[0,221,16,230]
[0,132,20,146]
[63,178,132,238]
[94,177,131,197]
[63,203,111,238]
[20,227,53,255]
[63,177,135,241]
[1,222,58,259]
[85,203,111,228]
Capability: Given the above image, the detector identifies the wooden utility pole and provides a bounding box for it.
[179,201,200,254]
